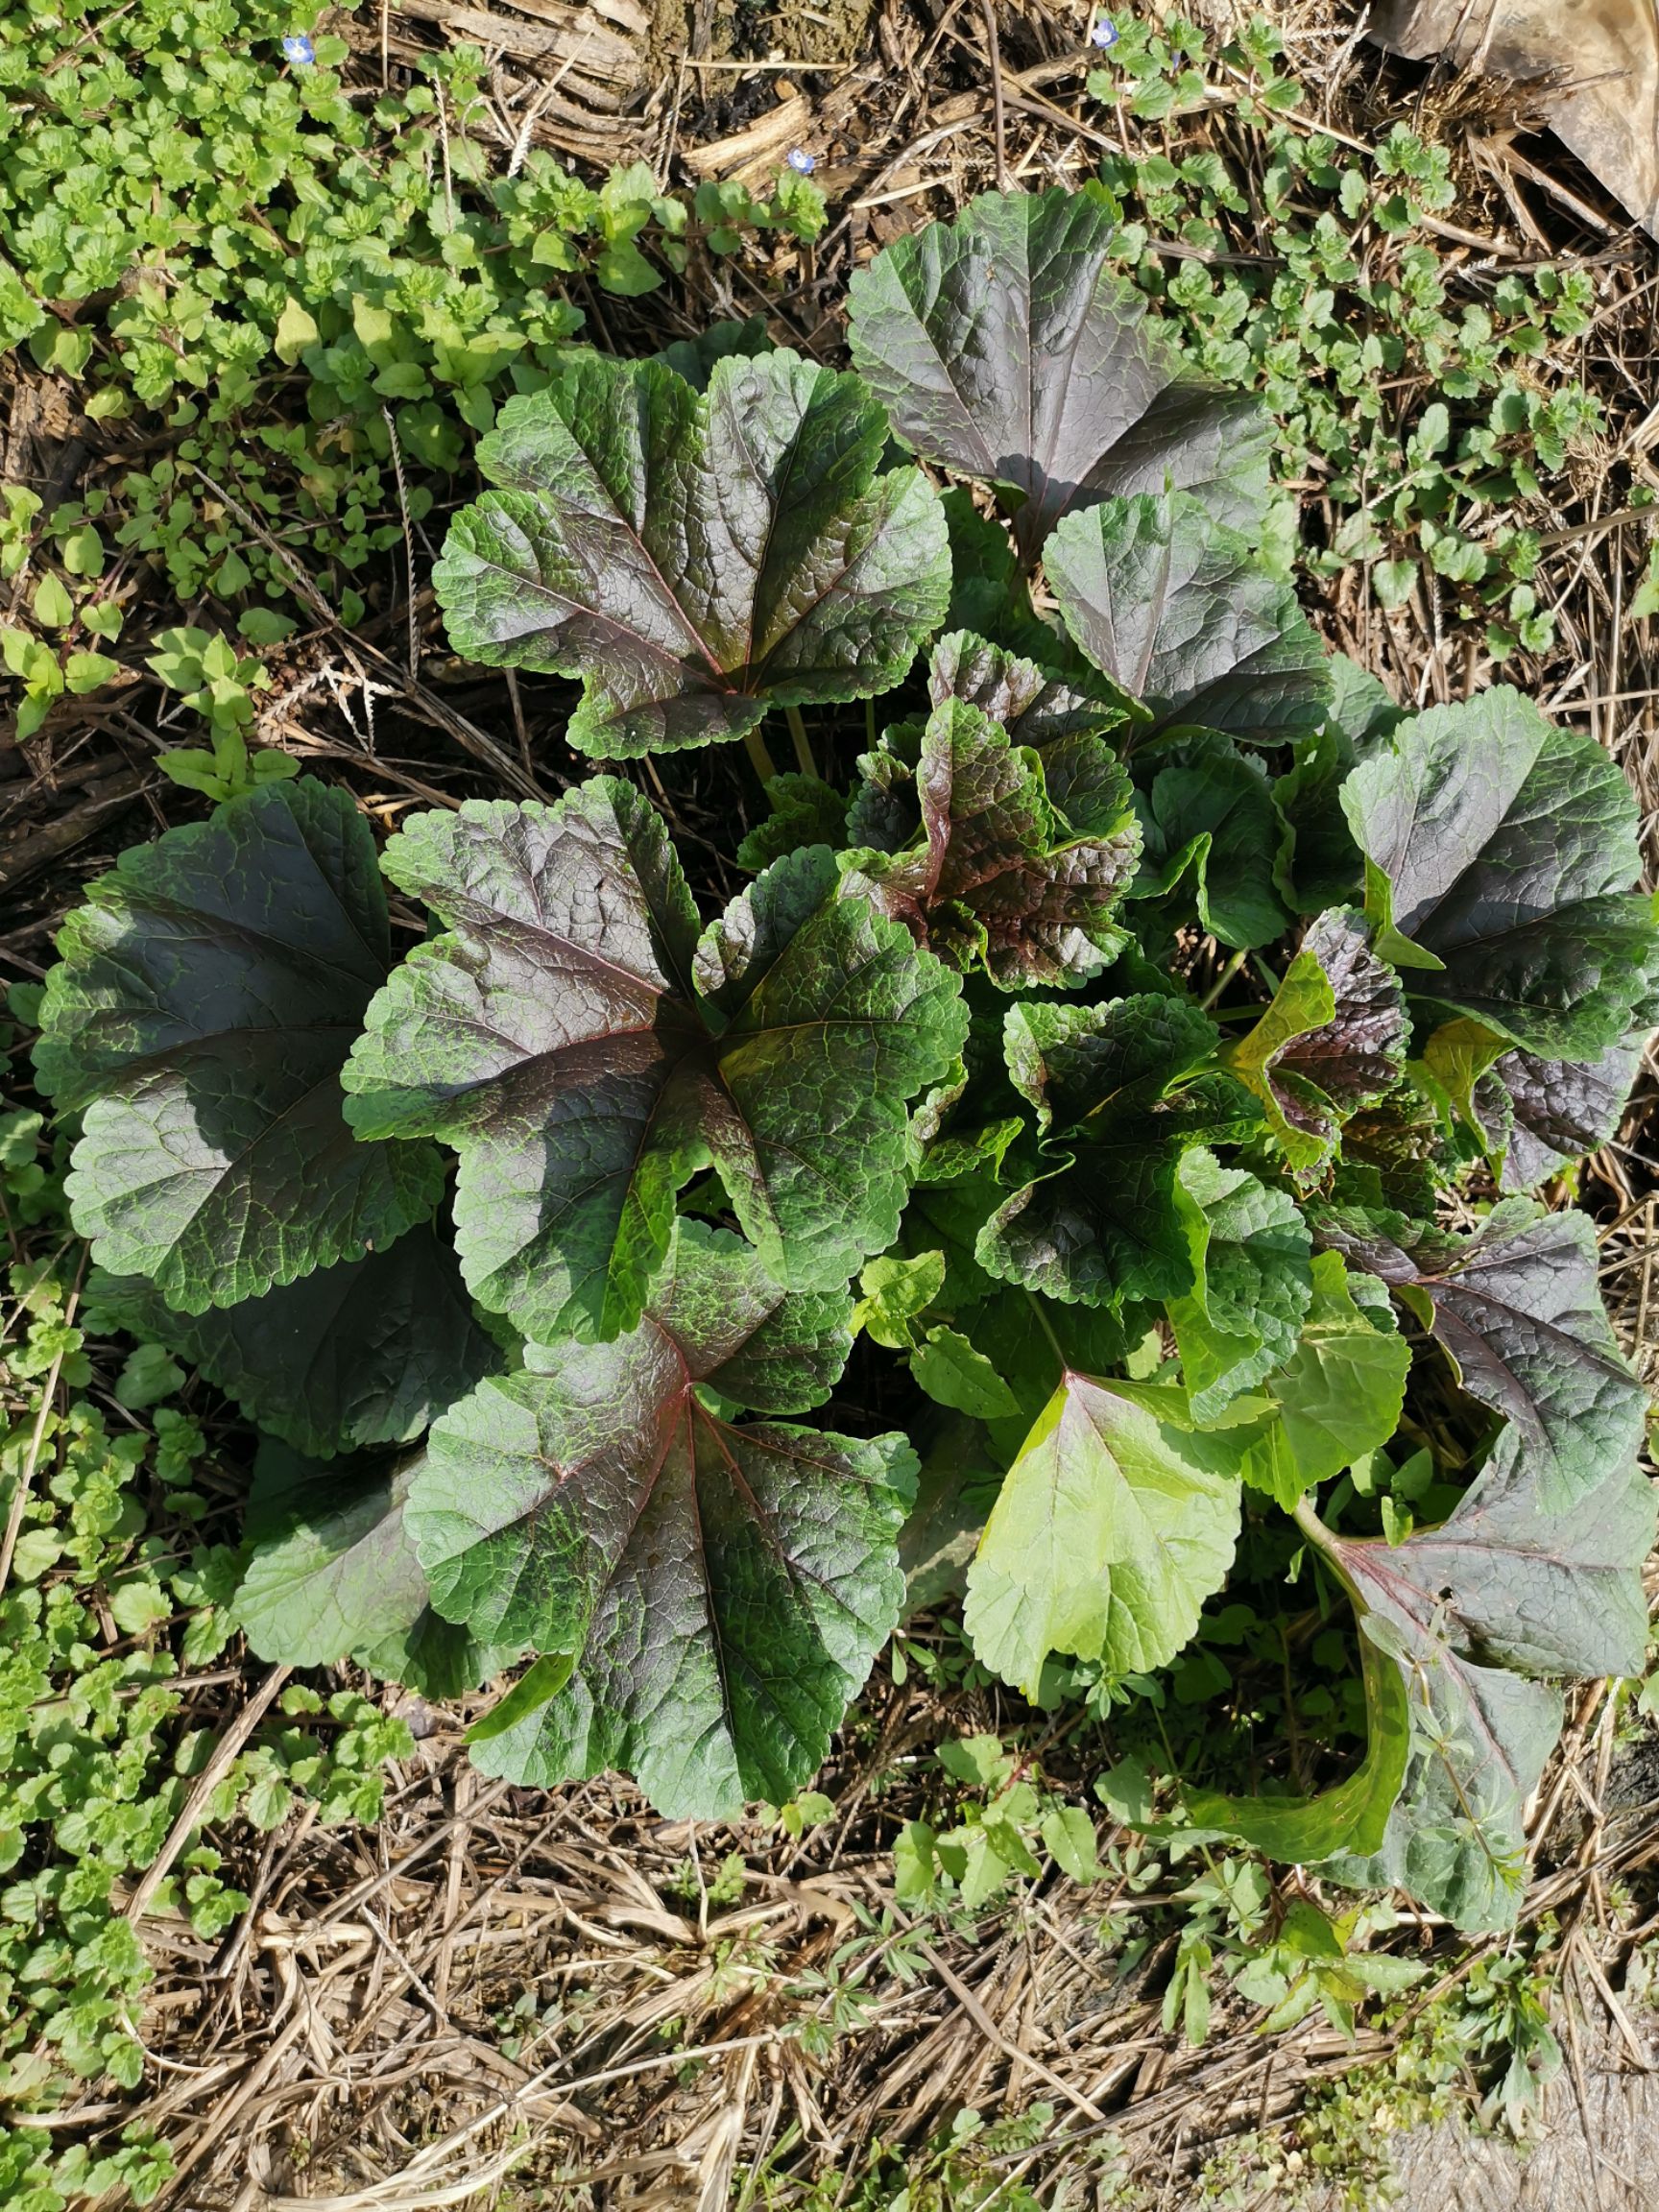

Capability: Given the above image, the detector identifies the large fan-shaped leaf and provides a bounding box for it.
[978,997,1262,1306]
[1224,909,1407,1168]
[1319,1199,1647,1511]
[1321,1429,1653,1928]
[406,1223,915,1818]
[238,1440,514,1699]
[341,780,967,1344]
[964,1370,1241,1697]
[1047,492,1330,744]
[33,779,442,1313]
[1341,688,1659,1056]
[846,186,1271,564]
[848,695,1141,987]
[90,1223,500,1459]
[433,349,950,757]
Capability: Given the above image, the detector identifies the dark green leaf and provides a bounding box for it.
[1321,1428,1653,1928]
[1047,492,1330,744]
[1131,732,1291,950]
[1320,1198,1646,1511]
[848,695,1141,987]
[847,186,1271,564]
[433,350,950,757]
[1342,687,1659,1055]
[34,779,442,1312]
[1223,909,1407,1168]
[239,1441,513,1699]
[979,997,1262,1306]
[89,1223,500,1460]
[407,1222,915,1817]
[735,774,848,871]
[342,781,966,1342]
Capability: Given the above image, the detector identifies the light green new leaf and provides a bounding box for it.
[1235,1252,1412,1508]
[964,1371,1241,1698]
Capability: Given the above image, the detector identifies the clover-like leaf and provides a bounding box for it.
[1166,1147,1312,1422]
[406,1222,916,1818]
[848,695,1141,987]
[1320,1199,1647,1511]
[341,780,967,1344]
[238,1441,514,1699]
[1047,492,1330,744]
[1320,1429,1653,1928]
[33,778,442,1313]
[1342,687,1659,1056]
[964,1370,1241,1698]
[847,186,1271,564]
[1224,909,1407,1168]
[978,997,1262,1307]
[90,1223,500,1460]
[433,349,950,757]
[1131,732,1292,950]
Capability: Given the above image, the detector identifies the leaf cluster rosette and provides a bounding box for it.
[36,189,1657,1912]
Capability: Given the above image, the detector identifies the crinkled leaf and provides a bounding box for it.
[1342,687,1659,1055]
[1321,1198,1647,1511]
[89,1222,500,1460]
[1234,1251,1411,1509]
[964,1371,1241,1697]
[34,778,442,1312]
[1473,1035,1643,1191]
[652,312,771,392]
[978,997,1262,1306]
[1322,1428,1654,1928]
[341,781,966,1343]
[1131,732,1291,950]
[407,1223,914,1817]
[239,1441,513,1699]
[1047,492,1330,744]
[1166,1148,1311,1422]
[927,629,1123,755]
[434,349,950,757]
[1224,909,1407,1168]
[847,186,1271,564]
[849,696,1141,987]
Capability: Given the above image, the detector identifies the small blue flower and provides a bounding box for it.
[786,147,816,176]
[281,32,315,64]
[1090,15,1118,47]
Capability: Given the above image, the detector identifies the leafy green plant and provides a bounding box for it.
[30,189,1657,1934]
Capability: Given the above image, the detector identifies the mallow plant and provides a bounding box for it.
[33,189,1657,1933]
